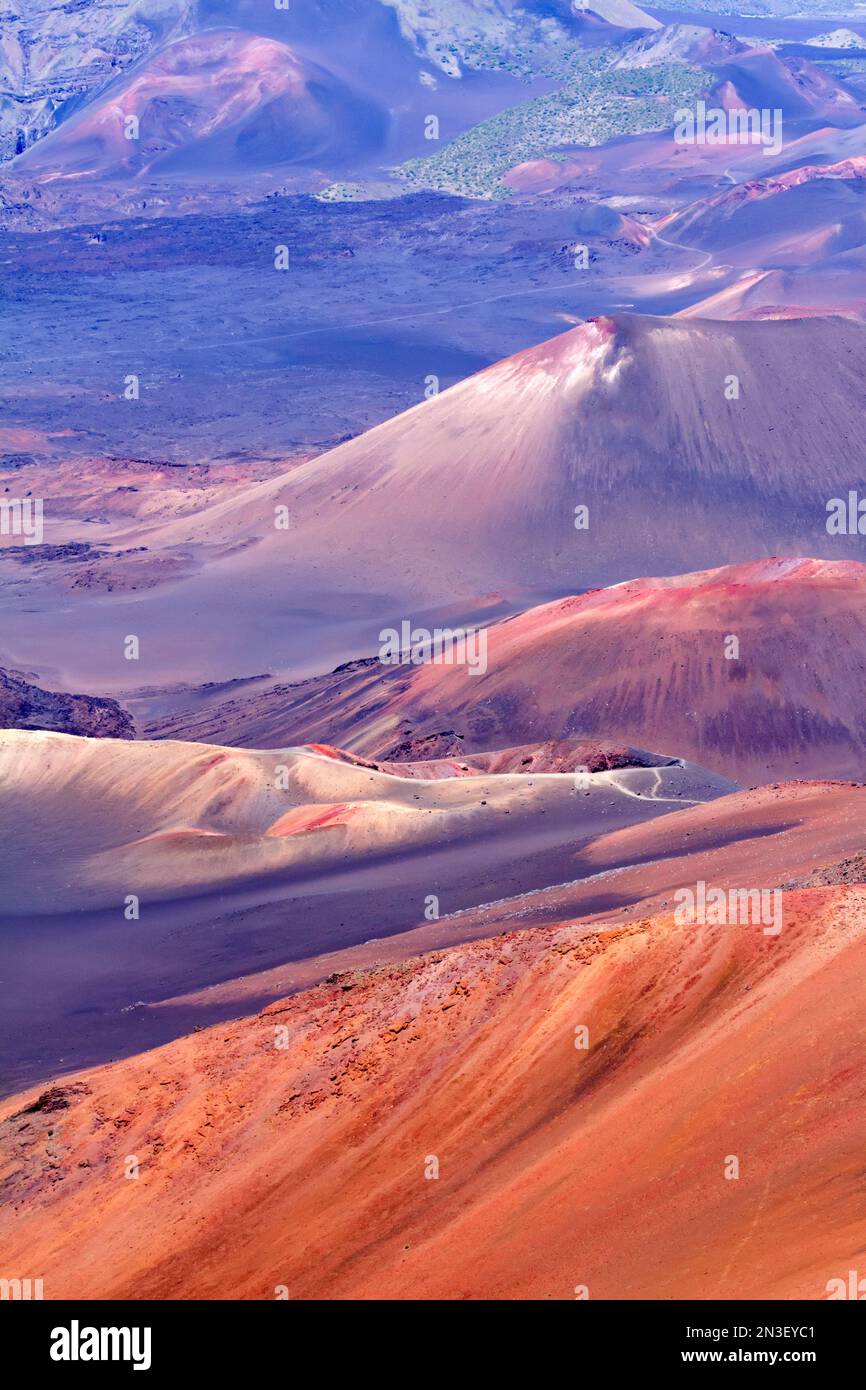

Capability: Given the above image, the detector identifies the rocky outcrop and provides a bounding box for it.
[0,666,134,738]
[0,0,194,162]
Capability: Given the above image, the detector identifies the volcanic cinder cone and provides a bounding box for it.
[4,313,866,690]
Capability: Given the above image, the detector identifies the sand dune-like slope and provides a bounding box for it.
[148,558,866,785]
[310,737,677,779]
[658,156,866,267]
[0,729,731,916]
[5,763,865,1110]
[2,884,864,1300]
[0,726,737,1091]
[677,267,866,321]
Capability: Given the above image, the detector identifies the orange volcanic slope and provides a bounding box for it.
[2,885,864,1300]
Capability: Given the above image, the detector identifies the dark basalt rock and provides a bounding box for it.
[0,667,135,739]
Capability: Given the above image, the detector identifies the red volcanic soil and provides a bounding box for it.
[264,802,357,836]
[2,884,864,1300]
[147,558,866,786]
[386,557,866,784]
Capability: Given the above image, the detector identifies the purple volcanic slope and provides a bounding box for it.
[14,30,388,180]
[171,310,866,605]
[658,157,866,265]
